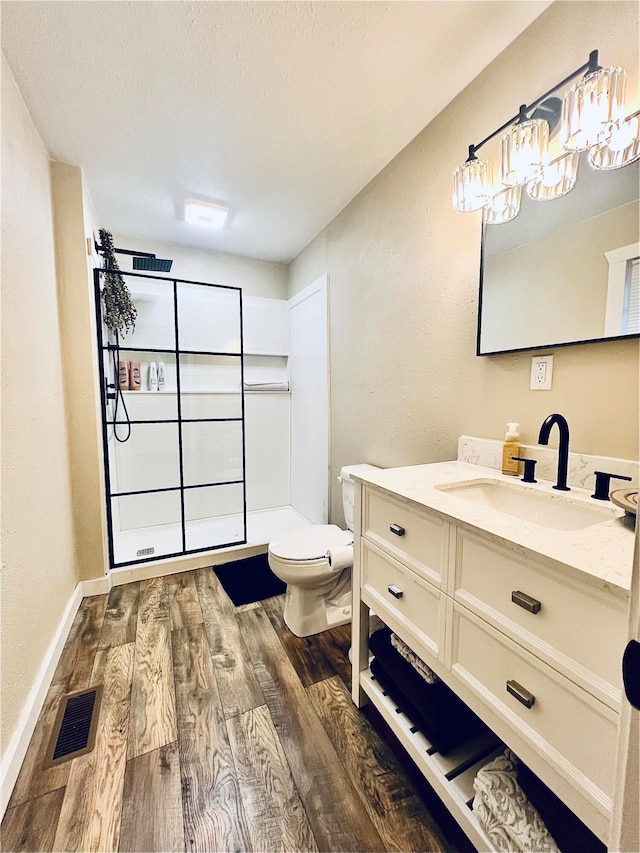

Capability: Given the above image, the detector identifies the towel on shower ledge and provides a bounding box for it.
[243,381,290,391]
[472,750,560,853]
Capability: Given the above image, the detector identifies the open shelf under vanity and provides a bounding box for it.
[362,666,500,850]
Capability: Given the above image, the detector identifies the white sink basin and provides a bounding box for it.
[435,478,620,531]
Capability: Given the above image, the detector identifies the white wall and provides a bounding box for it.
[0,57,78,756]
[112,234,288,299]
[289,277,329,524]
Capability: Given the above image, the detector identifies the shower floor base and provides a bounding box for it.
[113,505,313,566]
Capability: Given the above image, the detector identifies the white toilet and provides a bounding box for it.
[268,464,379,637]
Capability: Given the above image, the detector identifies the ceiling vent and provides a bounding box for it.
[184,199,229,229]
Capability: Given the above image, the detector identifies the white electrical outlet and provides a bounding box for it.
[530,355,553,390]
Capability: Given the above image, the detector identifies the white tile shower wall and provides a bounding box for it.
[458,435,639,489]
[243,296,289,353]
[245,393,290,511]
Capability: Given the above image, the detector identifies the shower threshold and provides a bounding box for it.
[112,505,313,567]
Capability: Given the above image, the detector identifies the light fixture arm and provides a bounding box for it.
[465,50,600,160]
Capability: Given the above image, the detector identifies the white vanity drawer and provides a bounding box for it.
[363,486,447,587]
[451,604,618,807]
[361,540,444,664]
[453,530,627,706]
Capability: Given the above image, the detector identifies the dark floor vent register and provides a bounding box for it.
[43,685,102,768]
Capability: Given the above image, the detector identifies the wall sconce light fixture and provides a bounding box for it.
[453,50,639,217]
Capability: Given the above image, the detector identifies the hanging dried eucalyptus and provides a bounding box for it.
[99,228,137,336]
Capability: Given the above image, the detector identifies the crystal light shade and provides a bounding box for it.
[527,151,579,201]
[561,67,627,151]
[485,186,522,224]
[452,158,493,213]
[590,110,640,170]
[501,119,549,186]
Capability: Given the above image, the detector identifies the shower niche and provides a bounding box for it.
[95,270,248,567]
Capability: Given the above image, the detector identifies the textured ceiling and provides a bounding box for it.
[1,1,551,262]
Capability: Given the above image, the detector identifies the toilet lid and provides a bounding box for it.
[269,524,353,561]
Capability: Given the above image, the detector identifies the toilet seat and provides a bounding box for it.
[269,524,352,562]
[268,524,354,637]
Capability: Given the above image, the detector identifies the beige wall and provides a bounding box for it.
[288,1,640,525]
[51,162,110,581]
[0,59,79,755]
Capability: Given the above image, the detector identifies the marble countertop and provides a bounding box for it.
[353,461,636,595]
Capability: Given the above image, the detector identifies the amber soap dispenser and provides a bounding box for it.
[501,422,522,476]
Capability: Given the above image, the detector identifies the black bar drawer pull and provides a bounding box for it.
[387,584,403,599]
[506,680,535,708]
[389,524,405,537]
[511,590,542,614]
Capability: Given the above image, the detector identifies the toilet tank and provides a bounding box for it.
[339,464,381,531]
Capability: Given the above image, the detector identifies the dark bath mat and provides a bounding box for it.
[214,553,286,606]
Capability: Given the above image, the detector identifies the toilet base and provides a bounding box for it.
[282,584,352,637]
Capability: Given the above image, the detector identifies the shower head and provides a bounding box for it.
[94,238,174,273]
[133,255,173,273]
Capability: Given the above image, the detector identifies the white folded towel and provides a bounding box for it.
[390,633,439,684]
[472,750,559,852]
[243,381,290,391]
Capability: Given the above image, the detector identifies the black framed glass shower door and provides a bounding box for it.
[95,269,247,568]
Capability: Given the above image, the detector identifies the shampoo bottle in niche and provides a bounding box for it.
[502,422,522,476]
[129,361,141,391]
[118,361,130,391]
[148,362,158,391]
[157,361,165,391]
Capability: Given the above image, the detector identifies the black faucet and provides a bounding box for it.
[538,413,571,491]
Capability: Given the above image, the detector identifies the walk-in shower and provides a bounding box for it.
[95,267,248,567]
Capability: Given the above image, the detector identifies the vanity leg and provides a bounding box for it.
[351,480,370,707]
[351,599,370,707]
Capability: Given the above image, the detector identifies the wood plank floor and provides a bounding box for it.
[1,568,472,853]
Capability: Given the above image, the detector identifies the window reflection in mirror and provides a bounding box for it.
[478,156,639,355]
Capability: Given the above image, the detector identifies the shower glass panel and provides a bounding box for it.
[111,491,183,564]
[118,276,176,351]
[114,352,179,421]
[179,354,242,420]
[184,483,245,551]
[95,269,246,568]
[177,282,241,353]
[111,423,181,493]
[182,421,244,486]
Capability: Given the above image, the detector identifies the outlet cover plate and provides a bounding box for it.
[530,355,553,390]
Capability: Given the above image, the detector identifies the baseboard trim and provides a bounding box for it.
[80,574,112,597]
[0,583,84,818]
[110,544,267,586]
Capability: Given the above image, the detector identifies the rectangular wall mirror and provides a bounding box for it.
[478,157,639,355]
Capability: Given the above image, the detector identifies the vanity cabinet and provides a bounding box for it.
[351,478,629,851]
